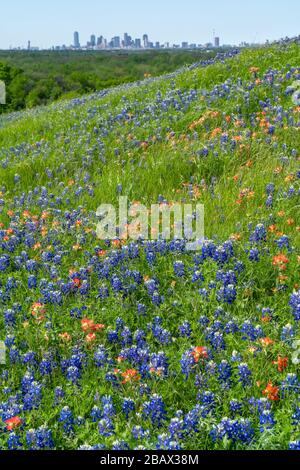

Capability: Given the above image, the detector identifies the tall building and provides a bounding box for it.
[143,34,149,48]
[124,33,130,47]
[214,37,220,47]
[134,38,141,48]
[112,36,120,48]
[90,35,96,47]
[74,31,80,48]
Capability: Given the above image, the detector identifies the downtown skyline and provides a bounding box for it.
[1,1,300,50]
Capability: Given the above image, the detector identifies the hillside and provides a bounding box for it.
[0,42,299,450]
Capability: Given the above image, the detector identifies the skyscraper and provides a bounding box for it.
[90,35,96,47]
[134,38,141,48]
[74,31,80,48]
[214,37,220,47]
[143,34,149,48]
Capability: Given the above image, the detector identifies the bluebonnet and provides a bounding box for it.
[7,432,22,450]
[174,260,185,277]
[156,434,181,450]
[250,224,267,243]
[23,381,42,411]
[98,418,114,437]
[249,248,260,262]
[132,425,149,440]
[281,324,295,343]
[289,441,300,450]
[281,374,300,395]
[238,363,252,387]
[142,395,166,428]
[289,290,300,321]
[94,346,109,367]
[122,398,135,418]
[259,410,276,432]
[292,407,300,427]
[211,418,254,444]
[230,400,243,415]
[179,321,192,337]
[59,407,74,434]
[216,284,237,304]
[168,418,184,439]
[218,360,232,387]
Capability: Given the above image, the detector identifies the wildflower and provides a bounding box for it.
[5,416,22,431]
[289,290,300,320]
[121,369,140,384]
[263,382,280,401]
[238,363,252,387]
[191,346,208,362]
[142,395,166,428]
[59,332,72,342]
[273,356,288,372]
[260,337,274,348]
[259,410,276,432]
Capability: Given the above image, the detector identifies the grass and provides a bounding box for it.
[0,42,299,450]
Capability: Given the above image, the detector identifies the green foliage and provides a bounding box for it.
[0,49,223,114]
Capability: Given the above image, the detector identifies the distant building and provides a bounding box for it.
[124,33,130,47]
[112,36,120,48]
[27,40,31,51]
[90,35,96,47]
[214,37,220,47]
[134,38,141,48]
[155,41,160,49]
[143,34,149,48]
[182,42,188,48]
[74,31,80,48]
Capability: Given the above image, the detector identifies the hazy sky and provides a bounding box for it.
[0,0,299,49]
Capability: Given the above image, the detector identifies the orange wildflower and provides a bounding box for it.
[263,382,280,401]
[260,337,274,347]
[273,356,288,373]
[59,332,72,342]
[5,416,23,431]
[85,333,96,343]
[121,369,141,384]
[191,346,208,362]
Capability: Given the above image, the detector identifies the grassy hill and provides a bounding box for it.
[0,43,299,450]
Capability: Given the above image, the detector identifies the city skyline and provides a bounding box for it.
[0,0,300,50]
[68,31,223,51]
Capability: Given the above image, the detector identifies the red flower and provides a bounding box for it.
[272,254,289,270]
[260,337,274,347]
[191,346,208,363]
[273,356,288,372]
[81,318,94,332]
[5,416,22,431]
[72,278,82,288]
[263,382,280,401]
[121,369,141,384]
[85,333,96,343]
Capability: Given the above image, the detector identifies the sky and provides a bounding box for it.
[0,0,299,49]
